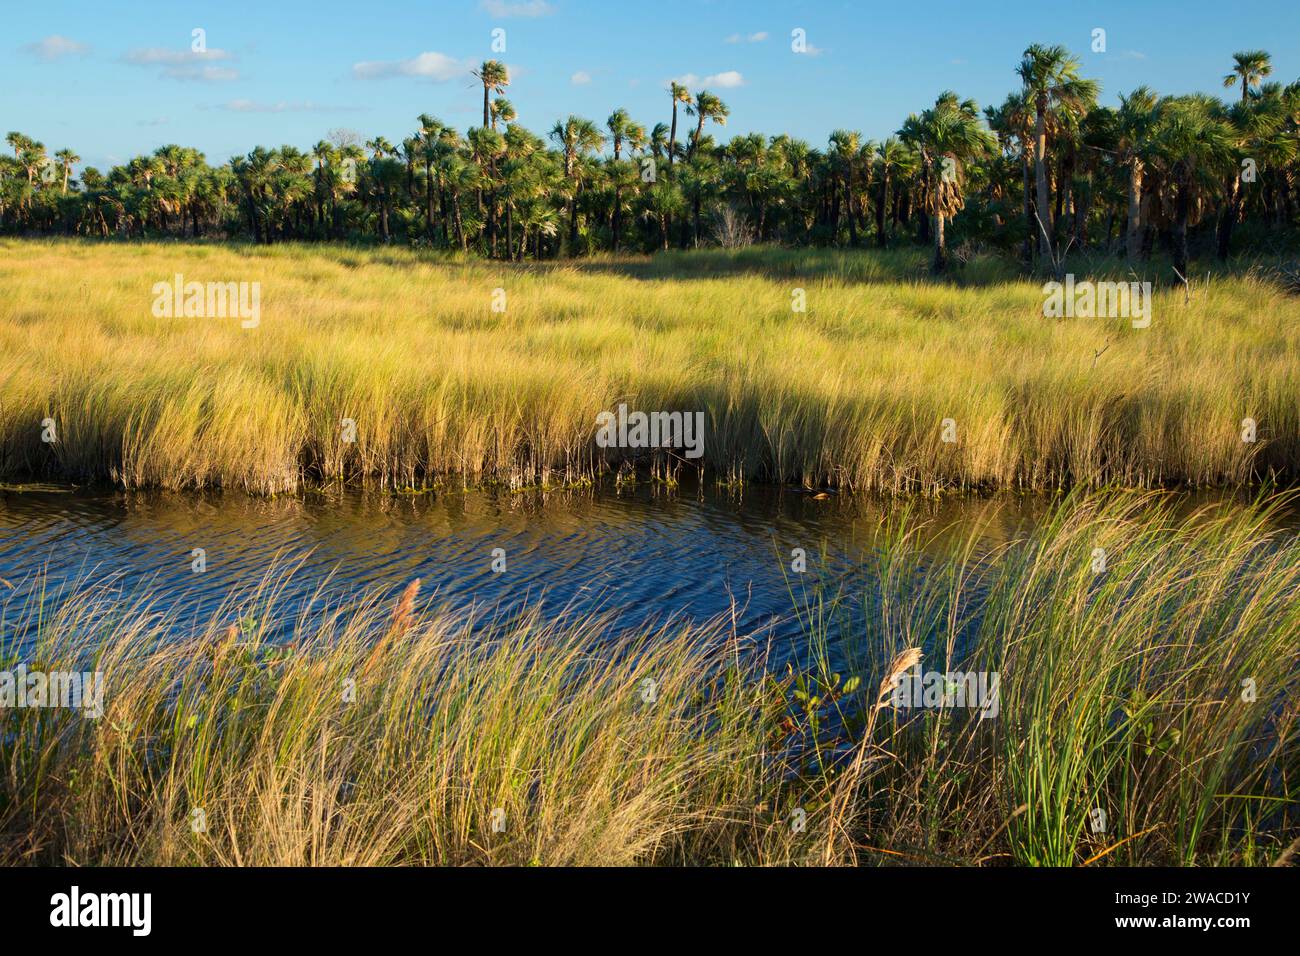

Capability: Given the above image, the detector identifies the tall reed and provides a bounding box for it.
[1,491,1296,865]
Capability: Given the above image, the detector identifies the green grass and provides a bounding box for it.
[2,239,1298,494]
[3,490,1296,866]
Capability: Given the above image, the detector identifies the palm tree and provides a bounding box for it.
[53,148,79,194]
[400,136,420,203]
[649,123,669,164]
[442,148,475,252]
[473,61,509,130]
[873,137,906,247]
[668,82,691,168]
[468,126,506,253]
[498,123,541,258]
[1114,87,1159,261]
[1223,50,1272,104]
[364,137,397,241]
[9,134,45,187]
[686,91,729,159]
[643,181,684,250]
[491,101,519,250]
[1017,44,1100,257]
[679,150,721,246]
[1149,95,1234,277]
[311,140,335,234]
[232,147,273,242]
[549,115,604,255]
[900,93,994,272]
[5,131,41,218]
[985,91,1036,264]
[272,146,313,239]
[5,132,30,160]
[772,135,813,241]
[1216,88,1290,258]
[491,97,516,131]
[416,114,444,241]
[606,109,646,251]
[331,143,365,239]
[828,130,862,244]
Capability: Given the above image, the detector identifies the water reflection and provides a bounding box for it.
[1,482,1294,664]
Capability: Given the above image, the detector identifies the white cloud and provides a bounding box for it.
[188,66,239,82]
[22,35,90,60]
[167,65,236,82]
[570,70,591,85]
[725,31,768,43]
[123,47,238,81]
[221,99,365,113]
[673,70,745,89]
[124,47,233,65]
[480,0,554,17]
[352,51,471,81]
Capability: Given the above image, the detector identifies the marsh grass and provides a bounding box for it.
[2,490,1296,866]
[3,240,1298,494]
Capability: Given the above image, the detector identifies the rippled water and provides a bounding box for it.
[2,483,1293,666]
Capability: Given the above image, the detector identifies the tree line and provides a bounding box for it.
[3,46,1297,272]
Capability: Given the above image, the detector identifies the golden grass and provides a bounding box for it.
[1,239,1298,494]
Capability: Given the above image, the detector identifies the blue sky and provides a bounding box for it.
[5,0,1299,172]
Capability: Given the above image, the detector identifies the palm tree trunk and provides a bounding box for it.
[1126,161,1144,261]
[835,181,843,234]
[425,160,436,239]
[1054,152,1068,232]
[1173,173,1191,278]
[452,190,466,250]
[1034,100,1053,256]
[916,180,930,242]
[568,194,578,255]
[439,185,450,244]
[612,183,621,251]
[875,170,888,248]
[1074,180,1090,247]
[846,169,858,246]
[669,105,678,169]
[1020,152,1033,266]
[315,172,325,237]
[932,211,946,272]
